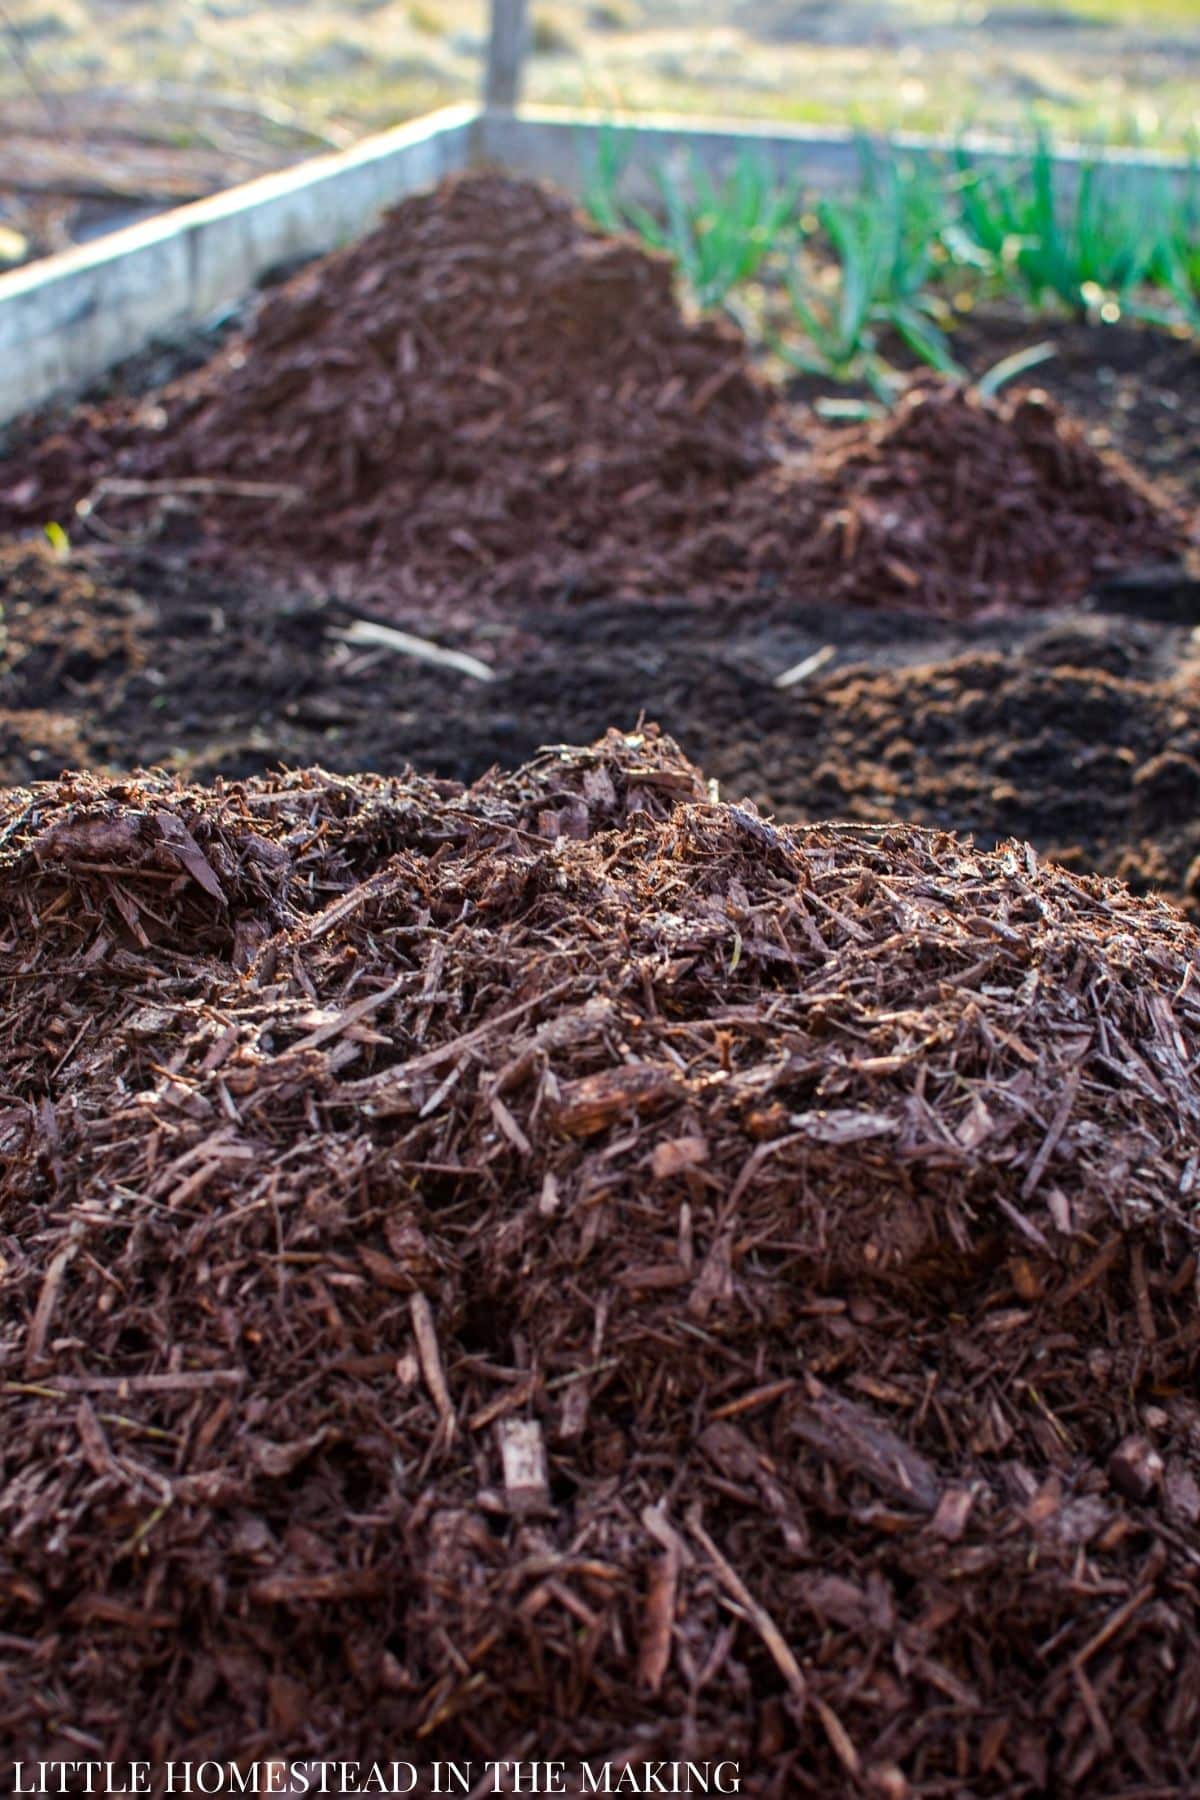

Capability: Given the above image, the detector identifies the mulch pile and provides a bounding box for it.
[709,382,1191,618]
[0,173,1190,618]
[3,728,1200,1793]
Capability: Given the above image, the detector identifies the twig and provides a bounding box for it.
[24,1234,80,1371]
[76,477,303,519]
[334,619,495,683]
[341,979,576,1103]
[411,1293,456,1446]
[687,1508,807,1709]
[289,973,409,1053]
[1072,1583,1156,1673]
[6,1370,245,1394]
[1022,1063,1083,1200]
[773,644,836,690]
[639,1506,683,1694]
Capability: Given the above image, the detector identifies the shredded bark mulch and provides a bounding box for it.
[0,173,1190,619]
[723,381,1192,619]
[3,729,1199,1793]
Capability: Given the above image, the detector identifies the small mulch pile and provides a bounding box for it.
[0,173,1189,619]
[714,383,1191,618]
[725,639,1200,914]
[2,728,1200,1794]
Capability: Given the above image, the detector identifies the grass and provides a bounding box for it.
[3,0,1200,154]
[584,123,1200,402]
[587,139,800,315]
[779,155,962,403]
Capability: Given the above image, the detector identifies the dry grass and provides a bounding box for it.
[1,0,1199,149]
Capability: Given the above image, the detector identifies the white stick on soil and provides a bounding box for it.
[335,619,495,682]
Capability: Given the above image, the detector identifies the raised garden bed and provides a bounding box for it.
[2,160,1200,1796]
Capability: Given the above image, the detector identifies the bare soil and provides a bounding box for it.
[4,541,1200,918]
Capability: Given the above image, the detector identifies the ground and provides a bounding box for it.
[6,539,1200,911]
[1,0,1198,261]
[1,170,1198,913]
[2,103,1200,1795]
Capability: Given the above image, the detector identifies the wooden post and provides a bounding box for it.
[484,0,529,112]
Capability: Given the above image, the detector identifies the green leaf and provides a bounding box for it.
[887,302,963,376]
[976,341,1057,398]
[814,395,884,422]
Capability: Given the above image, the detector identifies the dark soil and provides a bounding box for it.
[3,731,1200,1794]
[4,542,1200,917]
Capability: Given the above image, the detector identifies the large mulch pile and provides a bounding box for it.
[3,728,1200,1794]
[0,173,1189,619]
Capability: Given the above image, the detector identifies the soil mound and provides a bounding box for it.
[3,730,1200,1792]
[0,174,1188,617]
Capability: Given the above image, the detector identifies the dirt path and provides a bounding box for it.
[5,541,1200,915]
